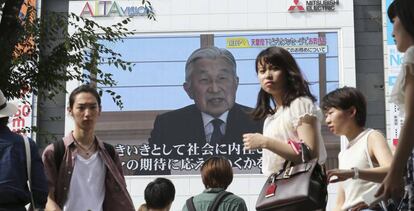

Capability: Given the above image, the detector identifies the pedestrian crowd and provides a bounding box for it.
[0,0,413,210]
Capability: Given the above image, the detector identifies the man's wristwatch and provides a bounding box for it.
[351,167,359,179]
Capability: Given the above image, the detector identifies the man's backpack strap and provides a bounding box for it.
[103,142,116,160]
[208,191,232,211]
[186,196,196,211]
[53,140,116,171]
[185,191,232,211]
[53,140,65,171]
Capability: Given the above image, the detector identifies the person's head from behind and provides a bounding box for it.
[387,0,414,52]
[201,156,233,189]
[184,47,239,118]
[144,177,175,211]
[252,46,315,119]
[0,89,18,127]
[321,87,367,136]
[68,84,101,131]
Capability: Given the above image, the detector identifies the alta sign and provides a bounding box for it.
[80,1,151,17]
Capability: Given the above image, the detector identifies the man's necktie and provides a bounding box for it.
[210,118,224,145]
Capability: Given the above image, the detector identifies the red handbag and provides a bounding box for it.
[256,143,327,211]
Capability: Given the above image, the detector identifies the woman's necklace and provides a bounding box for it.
[74,139,96,156]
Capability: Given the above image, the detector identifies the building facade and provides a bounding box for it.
[38,0,387,210]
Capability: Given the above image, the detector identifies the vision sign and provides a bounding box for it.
[288,0,339,12]
[79,1,151,17]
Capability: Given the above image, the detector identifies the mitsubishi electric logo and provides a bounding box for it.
[288,0,305,12]
[288,0,339,12]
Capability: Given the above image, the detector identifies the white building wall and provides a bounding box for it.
[68,0,355,210]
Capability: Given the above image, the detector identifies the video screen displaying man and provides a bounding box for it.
[145,46,263,175]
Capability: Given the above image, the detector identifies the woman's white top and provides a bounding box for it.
[390,45,414,115]
[261,97,327,176]
[339,129,380,210]
[64,152,106,211]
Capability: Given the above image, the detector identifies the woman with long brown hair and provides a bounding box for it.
[243,46,327,176]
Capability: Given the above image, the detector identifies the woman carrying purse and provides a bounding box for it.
[243,47,327,184]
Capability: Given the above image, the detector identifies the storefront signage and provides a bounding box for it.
[389,46,404,68]
[8,92,33,137]
[10,103,32,132]
[80,1,150,17]
[288,0,339,12]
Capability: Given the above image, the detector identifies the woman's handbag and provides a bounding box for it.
[256,143,328,211]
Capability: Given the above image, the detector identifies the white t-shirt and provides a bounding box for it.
[261,97,327,176]
[63,152,106,211]
[389,45,414,115]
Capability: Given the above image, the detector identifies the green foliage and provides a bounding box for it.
[0,0,155,109]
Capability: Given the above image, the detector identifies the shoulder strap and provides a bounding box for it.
[23,136,37,210]
[300,142,311,163]
[209,191,233,211]
[103,142,116,160]
[53,139,65,171]
[186,196,196,211]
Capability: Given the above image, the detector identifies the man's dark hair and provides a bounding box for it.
[0,117,9,126]
[68,84,101,109]
[145,177,175,209]
[321,87,367,127]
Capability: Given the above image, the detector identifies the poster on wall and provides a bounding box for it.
[90,32,339,175]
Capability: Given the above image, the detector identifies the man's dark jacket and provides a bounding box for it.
[0,125,48,210]
[149,103,263,147]
[143,103,263,175]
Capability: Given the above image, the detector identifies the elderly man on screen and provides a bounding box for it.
[147,47,262,174]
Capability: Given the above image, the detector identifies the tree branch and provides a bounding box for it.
[0,0,25,99]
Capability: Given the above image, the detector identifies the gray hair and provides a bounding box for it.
[185,47,237,82]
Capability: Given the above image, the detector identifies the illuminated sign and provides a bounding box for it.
[80,1,151,17]
[226,37,328,54]
[288,0,339,12]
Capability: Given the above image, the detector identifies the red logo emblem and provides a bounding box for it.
[288,0,305,12]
